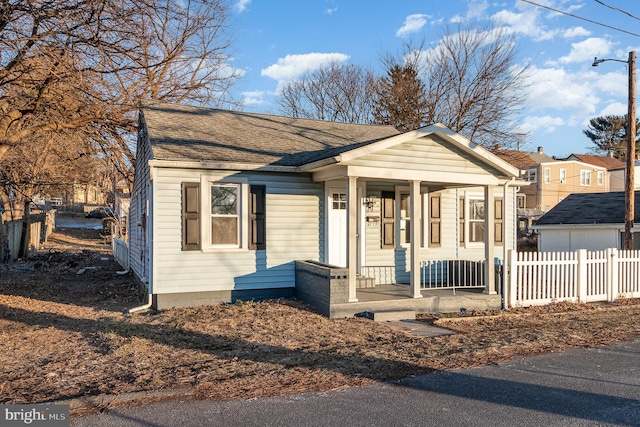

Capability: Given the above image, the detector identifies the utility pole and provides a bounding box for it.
[593,51,636,250]
[625,51,635,250]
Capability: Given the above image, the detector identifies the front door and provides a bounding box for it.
[328,190,347,267]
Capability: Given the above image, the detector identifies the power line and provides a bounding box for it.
[594,0,640,22]
[520,0,640,38]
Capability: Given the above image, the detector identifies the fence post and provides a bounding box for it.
[576,249,587,303]
[507,249,517,308]
[609,248,618,302]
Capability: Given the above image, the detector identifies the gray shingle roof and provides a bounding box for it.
[535,191,640,225]
[141,103,400,167]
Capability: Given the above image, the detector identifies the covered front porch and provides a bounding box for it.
[295,124,521,317]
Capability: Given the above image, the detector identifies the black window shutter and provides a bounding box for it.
[182,182,201,251]
[250,185,266,250]
[381,191,395,249]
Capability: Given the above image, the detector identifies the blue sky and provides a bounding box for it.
[228,0,640,158]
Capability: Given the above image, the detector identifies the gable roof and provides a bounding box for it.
[534,191,640,226]
[494,149,555,169]
[141,103,400,167]
[567,154,625,170]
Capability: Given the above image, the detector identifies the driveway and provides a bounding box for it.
[70,339,640,427]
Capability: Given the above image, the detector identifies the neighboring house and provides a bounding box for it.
[532,191,640,251]
[496,147,611,230]
[130,103,522,311]
[608,159,640,192]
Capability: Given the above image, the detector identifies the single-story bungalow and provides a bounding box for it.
[533,191,640,251]
[129,103,523,315]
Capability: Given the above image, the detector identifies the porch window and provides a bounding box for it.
[597,171,604,186]
[468,197,485,243]
[400,193,410,244]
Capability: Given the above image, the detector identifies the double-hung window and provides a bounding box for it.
[182,178,265,251]
[543,167,550,184]
[597,171,604,186]
[468,197,485,243]
[580,170,591,186]
[210,184,240,247]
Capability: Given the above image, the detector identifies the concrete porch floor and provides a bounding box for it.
[330,284,502,318]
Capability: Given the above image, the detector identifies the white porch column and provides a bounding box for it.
[410,180,423,298]
[347,176,358,302]
[484,185,496,294]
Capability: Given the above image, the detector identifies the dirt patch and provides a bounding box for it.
[1,226,640,416]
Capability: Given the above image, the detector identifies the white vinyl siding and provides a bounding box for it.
[344,136,503,178]
[151,168,323,294]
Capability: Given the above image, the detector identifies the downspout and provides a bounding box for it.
[129,292,152,314]
[502,177,517,310]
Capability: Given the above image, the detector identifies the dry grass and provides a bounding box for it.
[1,225,640,416]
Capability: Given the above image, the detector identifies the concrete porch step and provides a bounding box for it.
[367,310,416,322]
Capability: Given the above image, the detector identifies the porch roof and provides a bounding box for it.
[300,124,522,185]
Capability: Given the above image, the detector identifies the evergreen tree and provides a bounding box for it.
[583,115,640,160]
[372,64,428,132]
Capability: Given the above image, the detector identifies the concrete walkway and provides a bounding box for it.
[70,339,640,427]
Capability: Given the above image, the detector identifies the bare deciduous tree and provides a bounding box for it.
[277,62,377,123]
[0,0,239,172]
[431,24,528,148]
[380,24,529,149]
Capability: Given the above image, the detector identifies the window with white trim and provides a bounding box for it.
[211,184,240,247]
[559,168,566,184]
[543,167,550,183]
[522,169,537,182]
[181,179,265,251]
[468,197,485,244]
[597,171,604,185]
[580,170,591,186]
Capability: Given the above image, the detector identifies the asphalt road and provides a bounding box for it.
[70,339,640,427]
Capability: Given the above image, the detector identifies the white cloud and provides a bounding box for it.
[599,102,627,117]
[492,8,557,41]
[526,66,599,116]
[562,26,590,39]
[324,7,338,15]
[242,91,268,106]
[261,52,350,82]
[235,0,250,13]
[466,0,488,20]
[396,14,429,37]
[520,115,565,134]
[558,37,614,64]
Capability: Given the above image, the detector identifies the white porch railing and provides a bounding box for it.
[420,259,487,289]
[112,237,129,270]
[362,259,501,290]
[507,249,640,307]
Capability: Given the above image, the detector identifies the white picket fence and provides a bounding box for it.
[112,237,129,270]
[506,249,640,307]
